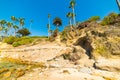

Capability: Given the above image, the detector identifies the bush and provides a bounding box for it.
[88,16,100,22]
[12,42,21,47]
[12,37,33,47]
[101,12,118,25]
[3,36,17,44]
[3,36,48,47]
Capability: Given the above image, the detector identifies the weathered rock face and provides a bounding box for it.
[71,23,120,72]
[95,58,120,72]
[69,46,86,61]
[0,43,73,62]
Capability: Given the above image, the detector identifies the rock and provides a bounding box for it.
[70,46,86,61]
[79,67,93,74]
[75,54,94,68]
[95,58,120,72]
[49,64,61,68]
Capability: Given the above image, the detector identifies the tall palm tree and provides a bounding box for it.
[53,17,62,29]
[3,27,9,37]
[7,22,13,36]
[69,0,76,26]
[29,20,33,31]
[13,25,19,36]
[0,20,3,39]
[11,16,18,25]
[19,18,25,28]
[116,0,120,10]
[47,24,50,38]
[47,14,51,38]
[0,20,7,37]
[66,12,72,26]
[53,17,62,37]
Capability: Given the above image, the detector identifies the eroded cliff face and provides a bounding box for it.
[73,25,120,59]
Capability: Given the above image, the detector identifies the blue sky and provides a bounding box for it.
[0,0,119,36]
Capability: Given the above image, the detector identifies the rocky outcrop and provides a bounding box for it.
[95,58,120,72]
[0,43,73,62]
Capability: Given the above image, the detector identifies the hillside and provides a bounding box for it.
[0,26,120,80]
[0,13,120,80]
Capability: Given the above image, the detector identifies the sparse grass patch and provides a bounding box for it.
[63,70,70,74]
[92,40,111,58]
[62,54,71,60]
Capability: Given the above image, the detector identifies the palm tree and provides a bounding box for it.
[7,22,13,36]
[53,17,62,29]
[0,20,3,39]
[29,20,33,31]
[66,12,72,26]
[11,16,18,25]
[0,20,7,37]
[69,0,76,26]
[116,0,120,10]
[11,16,16,22]
[0,20,6,26]
[3,27,9,37]
[53,17,62,37]
[47,14,51,38]
[47,24,50,38]
[49,30,53,35]
[19,18,25,28]
[13,25,19,36]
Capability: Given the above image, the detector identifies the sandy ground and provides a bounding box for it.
[18,67,120,80]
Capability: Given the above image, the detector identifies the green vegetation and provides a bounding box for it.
[69,0,76,26]
[47,14,51,38]
[0,16,31,42]
[0,58,46,79]
[53,17,62,29]
[88,16,100,22]
[101,12,118,25]
[3,36,48,47]
[62,54,71,60]
[17,28,31,36]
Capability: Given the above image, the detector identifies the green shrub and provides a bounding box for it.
[88,16,100,22]
[12,42,21,47]
[3,36,17,44]
[101,12,118,25]
[12,37,33,47]
[3,36,47,47]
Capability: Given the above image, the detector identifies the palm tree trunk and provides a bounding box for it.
[69,18,72,26]
[116,0,120,10]
[29,23,32,31]
[48,18,51,38]
[10,28,12,36]
[14,29,16,36]
[72,8,76,26]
